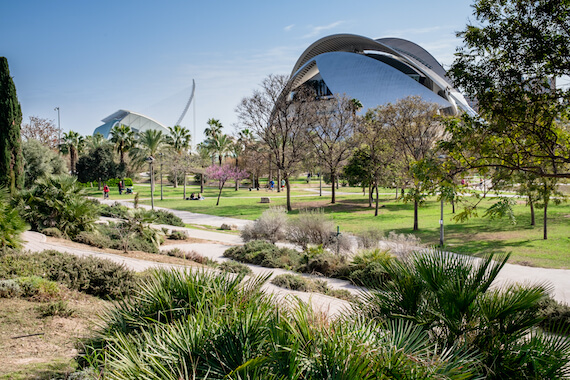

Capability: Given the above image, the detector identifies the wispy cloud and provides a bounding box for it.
[303,21,345,38]
[383,25,451,37]
[284,24,295,32]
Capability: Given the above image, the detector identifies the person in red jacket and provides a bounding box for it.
[103,184,110,199]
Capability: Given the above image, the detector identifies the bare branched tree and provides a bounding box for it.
[308,95,359,203]
[21,116,59,149]
[236,74,312,211]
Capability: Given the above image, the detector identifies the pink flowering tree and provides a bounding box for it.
[205,164,249,206]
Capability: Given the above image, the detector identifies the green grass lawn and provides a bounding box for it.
[86,181,570,269]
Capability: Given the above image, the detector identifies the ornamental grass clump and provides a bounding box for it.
[353,249,570,379]
[79,269,483,378]
[240,207,288,243]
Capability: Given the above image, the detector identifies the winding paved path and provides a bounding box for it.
[24,198,570,307]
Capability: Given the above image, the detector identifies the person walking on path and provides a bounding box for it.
[103,184,110,199]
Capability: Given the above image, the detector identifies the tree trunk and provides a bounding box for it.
[277,169,281,193]
[452,199,455,214]
[200,173,204,193]
[374,179,380,216]
[331,171,336,204]
[368,184,373,207]
[216,182,224,206]
[413,199,419,231]
[98,178,102,191]
[395,185,398,200]
[286,175,292,212]
[529,197,535,226]
[543,199,548,240]
[183,171,187,199]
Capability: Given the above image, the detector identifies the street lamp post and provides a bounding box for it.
[440,196,444,248]
[438,155,446,248]
[54,107,61,144]
[159,153,164,201]
[146,156,155,210]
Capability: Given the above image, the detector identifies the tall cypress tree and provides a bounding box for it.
[0,57,24,192]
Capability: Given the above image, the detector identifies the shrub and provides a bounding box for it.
[224,240,301,269]
[348,249,393,288]
[74,230,112,249]
[537,297,570,334]
[297,251,350,278]
[384,231,422,256]
[42,250,138,299]
[271,274,357,302]
[16,175,99,239]
[161,248,212,265]
[218,260,253,275]
[99,203,130,219]
[271,273,312,292]
[43,227,64,238]
[0,279,22,298]
[0,187,27,249]
[356,228,384,249]
[16,276,61,301]
[150,209,185,227]
[241,207,288,243]
[168,230,187,240]
[106,178,133,187]
[286,209,335,249]
[37,300,75,317]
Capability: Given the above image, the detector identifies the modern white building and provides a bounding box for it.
[289,34,475,116]
[93,109,169,138]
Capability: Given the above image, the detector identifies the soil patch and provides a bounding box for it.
[0,292,107,376]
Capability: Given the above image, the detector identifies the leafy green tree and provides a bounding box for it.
[22,139,67,188]
[59,130,84,175]
[0,187,27,249]
[0,57,24,192]
[17,175,98,238]
[76,145,123,189]
[367,96,442,227]
[447,0,570,179]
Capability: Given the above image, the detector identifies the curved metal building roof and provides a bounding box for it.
[289,34,475,116]
[93,109,169,138]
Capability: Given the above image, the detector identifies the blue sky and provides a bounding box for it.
[1,1,475,143]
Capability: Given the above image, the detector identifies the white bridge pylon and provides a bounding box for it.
[174,79,195,127]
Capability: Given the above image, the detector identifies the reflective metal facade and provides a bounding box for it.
[289,34,475,116]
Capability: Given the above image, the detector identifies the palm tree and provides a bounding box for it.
[83,132,109,155]
[353,249,570,379]
[166,125,191,154]
[110,124,135,166]
[165,125,192,188]
[130,129,165,192]
[204,118,223,140]
[59,130,84,175]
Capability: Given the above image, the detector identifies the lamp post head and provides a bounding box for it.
[146,156,155,163]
